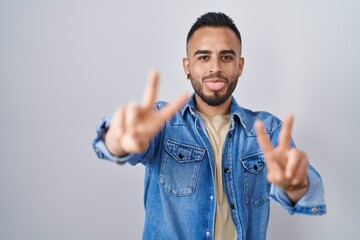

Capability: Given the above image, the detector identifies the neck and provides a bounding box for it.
[195,95,232,117]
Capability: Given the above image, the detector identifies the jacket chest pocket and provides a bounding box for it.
[240,153,270,206]
[159,139,206,196]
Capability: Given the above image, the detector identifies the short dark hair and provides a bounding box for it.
[186,12,242,50]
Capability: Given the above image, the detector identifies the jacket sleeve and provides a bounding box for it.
[269,164,326,215]
[268,123,326,215]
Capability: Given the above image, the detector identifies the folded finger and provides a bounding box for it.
[290,152,308,186]
[284,148,302,179]
[266,159,285,184]
[124,102,140,133]
[112,106,126,138]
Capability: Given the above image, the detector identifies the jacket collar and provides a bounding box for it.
[180,93,252,135]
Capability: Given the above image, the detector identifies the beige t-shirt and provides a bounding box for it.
[199,112,237,240]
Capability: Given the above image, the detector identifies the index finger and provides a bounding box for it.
[158,92,189,121]
[278,113,294,151]
[142,70,159,110]
[255,120,274,154]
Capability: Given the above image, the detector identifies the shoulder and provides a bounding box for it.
[154,101,188,126]
[154,100,168,109]
[234,104,282,136]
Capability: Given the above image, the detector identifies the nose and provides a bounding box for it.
[209,58,222,73]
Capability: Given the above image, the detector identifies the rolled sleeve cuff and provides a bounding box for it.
[94,138,150,165]
[92,115,114,160]
[269,165,326,215]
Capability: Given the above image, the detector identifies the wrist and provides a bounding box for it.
[285,175,309,204]
[104,132,128,157]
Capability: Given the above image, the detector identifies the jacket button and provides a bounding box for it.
[228,133,232,138]
[231,204,236,209]
[224,168,230,173]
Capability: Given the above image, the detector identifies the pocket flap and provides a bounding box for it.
[241,153,266,174]
[165,139,205,163]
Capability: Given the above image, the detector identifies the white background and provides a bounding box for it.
[1,0,359,239]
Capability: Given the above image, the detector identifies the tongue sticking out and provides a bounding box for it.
[205,81,226,91]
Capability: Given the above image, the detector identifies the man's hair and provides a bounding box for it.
[186,12,242,50]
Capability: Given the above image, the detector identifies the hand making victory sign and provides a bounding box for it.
[255,114,309,203]
[105,70,189,157]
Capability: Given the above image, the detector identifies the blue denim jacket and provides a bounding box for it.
[93,95,326,240]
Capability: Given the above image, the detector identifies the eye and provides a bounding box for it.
[198,55,209,61]
[222,55,233,61]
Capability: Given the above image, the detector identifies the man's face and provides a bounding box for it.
[183,27,244,106]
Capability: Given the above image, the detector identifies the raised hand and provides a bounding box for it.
[255,114,309,203]
[105,70,189,157]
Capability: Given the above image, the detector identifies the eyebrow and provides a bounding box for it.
[220,50,236,55]
[194,50,211,56]
[193,49,237,56]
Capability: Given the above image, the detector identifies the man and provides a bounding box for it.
[93,12,326,240]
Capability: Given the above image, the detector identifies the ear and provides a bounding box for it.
[182,57,190,79]
[238,57,245,77]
